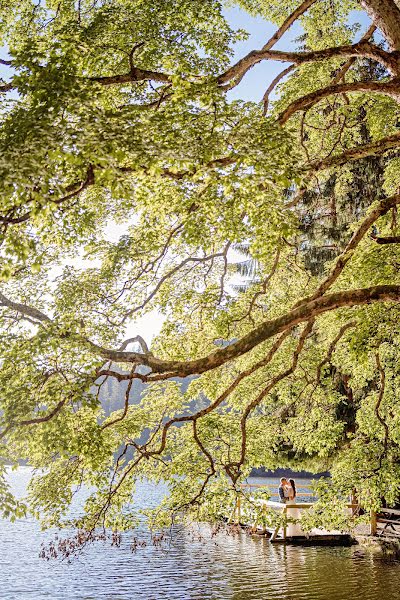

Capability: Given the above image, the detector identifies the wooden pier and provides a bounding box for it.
[371,507,400,539]
[227,482,358,545]
[225,482,400,545]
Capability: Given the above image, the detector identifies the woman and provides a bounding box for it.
[286,479,302,537]
[288,479,296,502]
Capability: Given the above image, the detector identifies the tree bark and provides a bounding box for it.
[362,0,400,50]
[93,285,400,375]
[279,79,400,124]
[309,132,400,171]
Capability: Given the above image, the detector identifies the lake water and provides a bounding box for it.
[1,467,399,599]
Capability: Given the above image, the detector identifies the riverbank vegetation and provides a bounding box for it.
[1,0,400,547]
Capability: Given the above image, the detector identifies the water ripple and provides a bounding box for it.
[0,469,399,599]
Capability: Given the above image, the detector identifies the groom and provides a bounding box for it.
[278,477,289,503]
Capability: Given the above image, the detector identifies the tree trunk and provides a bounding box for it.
[362,0,400,50]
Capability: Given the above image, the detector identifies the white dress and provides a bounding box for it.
[286,497,303,536]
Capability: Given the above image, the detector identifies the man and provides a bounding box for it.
[278,477,289,503]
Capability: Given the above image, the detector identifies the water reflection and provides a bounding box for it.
[0,468,399,599]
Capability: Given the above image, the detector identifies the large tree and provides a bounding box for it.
[1,0,400,546]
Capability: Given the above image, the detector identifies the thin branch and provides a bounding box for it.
[299,193,400,302]
[375,351,389,461]
[0,165,94,226]
[0,397,67,441]
[263,65,295,115]
[261,0,318,52]
[101,366,136,430]
[121,244,231,321]
[331,24,377,85]
[126,328,292,460]
[18,398,66,426]
[315,321,357,384]
[226,320,314,483]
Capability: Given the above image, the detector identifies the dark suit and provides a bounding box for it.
[278,485,287,503]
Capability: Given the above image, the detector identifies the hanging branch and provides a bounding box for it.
[225,319,315,484]
[375,351,390,464]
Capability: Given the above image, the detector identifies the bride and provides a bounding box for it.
[286,479,303,537]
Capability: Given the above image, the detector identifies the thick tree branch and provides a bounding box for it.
[362,0,400,50]
[371,234,400,243]
[308,132,400,171]
[218,41,398,86]
[0,82,13,93]
[2,284,400,383]
[0,291,51,323]
[91,285,400,375]
[278,78,400,124]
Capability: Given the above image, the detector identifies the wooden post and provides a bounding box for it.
[228,498,237,524]
[283,504,287,540]
[236,496,241,525]
[370,510,377,536]
[270,524,280,542]
[350,489,359,515]
[262,503,267,534]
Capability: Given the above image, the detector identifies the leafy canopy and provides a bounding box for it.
[1,0,400,547]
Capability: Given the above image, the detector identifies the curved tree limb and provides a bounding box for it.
[218,41,398,86]
[278,78,400,124]
[308,132,400,172]
[331,23,377,85]
[262,0,319,52]
[91,284,400,375]
[263,65,296,115]
[375,351,390,462]
[225,319,315,483]
[0,165,95,227]
[2,283,400,378]
[362,0,400,50]
[315,321,357,384]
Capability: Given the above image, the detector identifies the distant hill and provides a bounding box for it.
[250,467,330,479]
[98,371,195,416]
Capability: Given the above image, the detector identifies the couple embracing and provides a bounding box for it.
[278,477,296,503]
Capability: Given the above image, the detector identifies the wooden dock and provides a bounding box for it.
[371,507,400,539]
[225,482,400,545]
[227,483,358,545]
